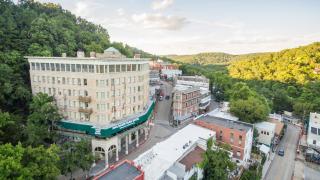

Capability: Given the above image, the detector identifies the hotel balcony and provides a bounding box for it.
[78,107,93,114]
[78,96,91,103]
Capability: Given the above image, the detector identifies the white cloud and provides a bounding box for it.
[131,13,188,30]
[116,8,125,16]
[152,0,174,10]
[74,1,88,16]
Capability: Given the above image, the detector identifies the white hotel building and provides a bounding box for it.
[27,47,155,167]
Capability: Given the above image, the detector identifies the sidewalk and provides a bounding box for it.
[262,151,276,179]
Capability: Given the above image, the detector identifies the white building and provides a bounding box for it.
[134,124,215,180]
[269,113,283,122]
[161,69,182,79]
[149,70,160,85]
[27,47,155,167]
[307,112,320,149]
[255,122,276,146]
[207,106,239,121]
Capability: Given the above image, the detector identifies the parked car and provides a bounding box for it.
[278,148,285,156]
[165,95,170,100]
[159,96,163,101]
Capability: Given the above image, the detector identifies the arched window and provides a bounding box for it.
[108,145,116,152]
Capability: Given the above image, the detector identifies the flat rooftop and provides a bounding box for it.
[134,124,215,180]
[173,84,200,93]
[179,146,205,171]
[93,160,143,180]
[255,121,276,131]
[25,56,149,62]
[177,75,209,82]
[269,119,284,136]
[207,108,238,121]
[199,115,253,132]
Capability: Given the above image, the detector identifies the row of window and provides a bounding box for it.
[30,62,148,73]
[229,132,243,145]
[311,127,320,135]
[183,99,199,108]
[174,107,198,117]
[32,75,146,86]
[64,105,143,122]
[32,76,88,86]
[183,92,199,99]
[34,86,144,103]
[260,130,270,136]
[96,76,145,86]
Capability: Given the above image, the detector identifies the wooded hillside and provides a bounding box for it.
[229,43,320,84]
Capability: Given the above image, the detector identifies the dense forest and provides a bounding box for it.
[0,0,153,179]
[229,43,320,84]
[179,43,320,123]
[166,52,268,65]
[167,52,235,65]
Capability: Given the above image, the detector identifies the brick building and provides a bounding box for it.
[194,114,254,166]
[172,85,200,125]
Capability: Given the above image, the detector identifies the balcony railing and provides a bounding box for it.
[78,96,91,103]
[78,108,93,114]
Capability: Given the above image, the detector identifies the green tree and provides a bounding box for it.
[200,138,236,180]
[0,111,13,135]
[230,97,269,123]
[240,163,262,180]
[0,143,60,179]
[0,143,26,179]
[272,89,293,112]
[60,140,94,178]
[228,82,255,101]
[27,93,61,146]
[22,144,61,179]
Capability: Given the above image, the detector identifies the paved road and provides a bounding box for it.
[304,165,320,180]
[265,124,300,180]
[126,80,177,160]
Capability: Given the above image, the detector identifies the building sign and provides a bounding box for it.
[111,118,139,130]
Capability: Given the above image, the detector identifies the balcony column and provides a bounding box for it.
[125,135,129,155]
[116,146,119,161]
[105,153,109,168]
[145,128,148,140]
[136,130,139,147]
[129,133,132,144]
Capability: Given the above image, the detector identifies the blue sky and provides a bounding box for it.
[37,0,320,55]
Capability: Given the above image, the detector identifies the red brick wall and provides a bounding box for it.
[194,120,247,160]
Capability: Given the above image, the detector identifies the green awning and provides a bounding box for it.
[58,101,155,138]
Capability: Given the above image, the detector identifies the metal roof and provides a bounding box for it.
[93,160,143,180]
[134,124,215,180]
[104,47,120,53]
[199,115,253,132]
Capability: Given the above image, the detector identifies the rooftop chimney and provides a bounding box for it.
[134,54,141,59]
[77,50,85,58]
[90,51,96,58]
[61,53,67,57]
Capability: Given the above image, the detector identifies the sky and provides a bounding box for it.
[36,0,320,55]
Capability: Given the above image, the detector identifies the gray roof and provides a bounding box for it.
[97,162,141,180]
[105,47,120,53]
[199,115,253,132]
